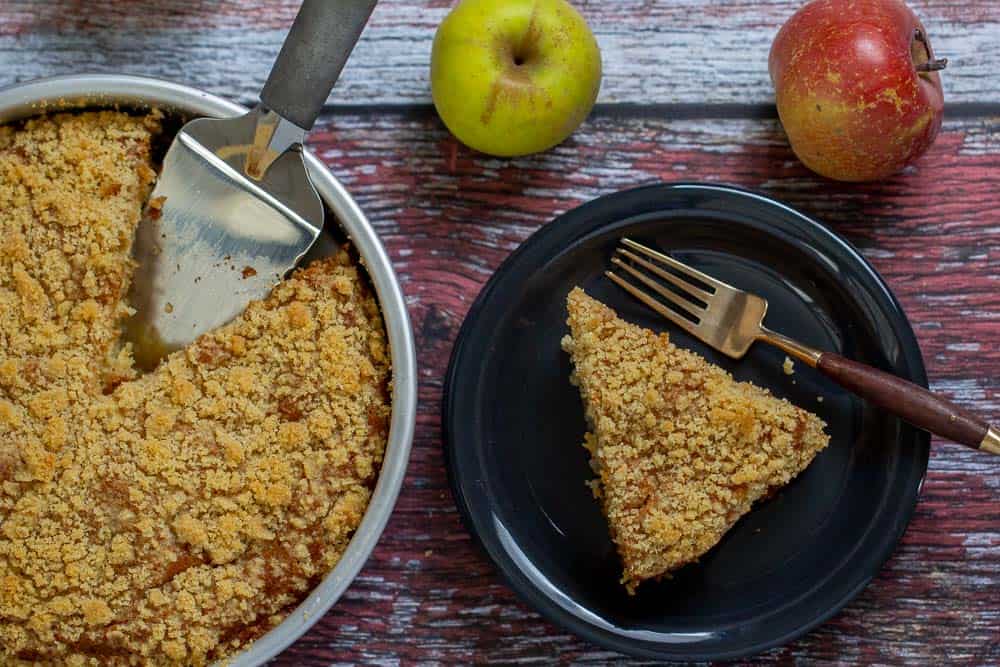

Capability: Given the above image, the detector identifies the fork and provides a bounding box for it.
[607,238,999,456]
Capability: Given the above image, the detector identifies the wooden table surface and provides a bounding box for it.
[3,1,998,664]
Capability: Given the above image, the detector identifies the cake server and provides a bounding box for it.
[607,238,999,455]
[126,0,377,368]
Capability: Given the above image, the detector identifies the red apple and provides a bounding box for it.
[769,0,945,181]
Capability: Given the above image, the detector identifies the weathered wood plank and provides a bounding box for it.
[260,111,999,664]
[1,0,997,106]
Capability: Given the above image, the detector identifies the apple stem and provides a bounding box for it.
[911,28,947,73]
[916,58,948,72]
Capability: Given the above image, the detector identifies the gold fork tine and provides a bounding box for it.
[615,248,714,303]
[621,237,731,292]
[610,257,705,320]
[605,269,705,340]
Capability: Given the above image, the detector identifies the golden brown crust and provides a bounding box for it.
[562,288,828,593]
[0,113,391,665]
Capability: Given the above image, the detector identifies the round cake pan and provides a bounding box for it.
[0,74,416,666]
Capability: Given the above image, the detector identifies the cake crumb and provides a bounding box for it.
[783,356,795,375]
[147,195,167,220]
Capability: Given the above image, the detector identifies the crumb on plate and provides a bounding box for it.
[783,356,795,375]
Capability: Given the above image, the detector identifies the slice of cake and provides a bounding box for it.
[562,288,829,593]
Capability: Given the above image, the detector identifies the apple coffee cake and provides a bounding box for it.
[562,288,828,593]
[0,111,391,664]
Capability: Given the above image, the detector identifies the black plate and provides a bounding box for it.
[443,184,930,661]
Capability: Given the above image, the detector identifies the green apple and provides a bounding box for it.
[431,0,602,157]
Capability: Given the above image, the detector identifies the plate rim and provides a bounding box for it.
[442,182,930,661]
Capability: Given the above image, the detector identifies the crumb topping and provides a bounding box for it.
[562,289,828,593]
[0,112,391,664]
[783,356,795,375]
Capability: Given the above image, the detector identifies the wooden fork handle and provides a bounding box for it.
[816,352,998,454]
